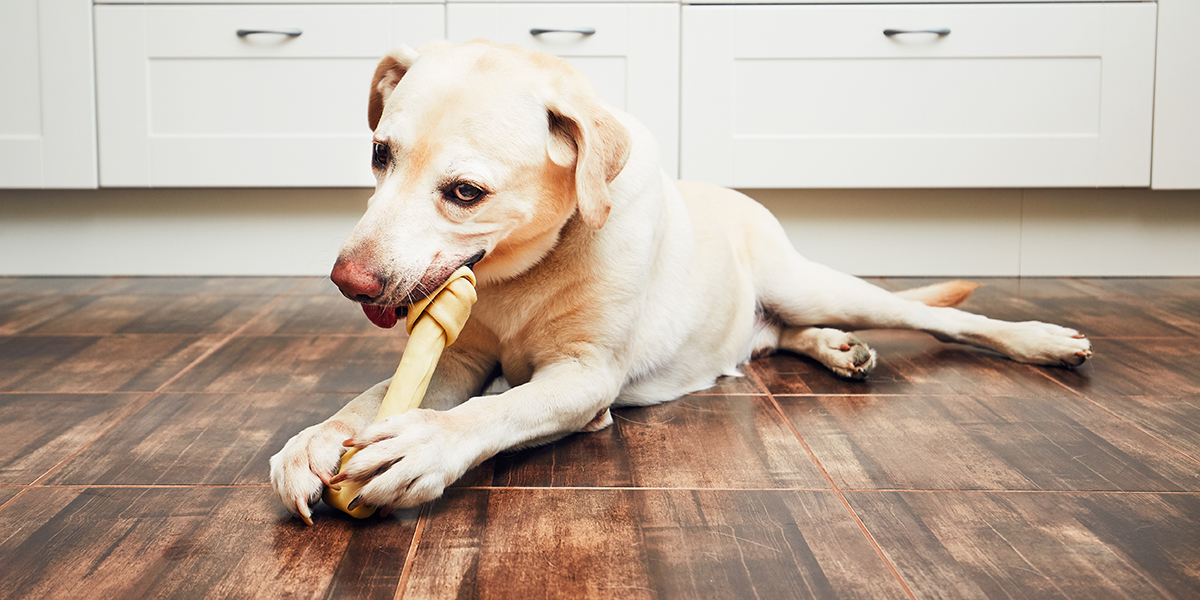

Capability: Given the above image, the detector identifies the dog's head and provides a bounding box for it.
[331,41,632,328]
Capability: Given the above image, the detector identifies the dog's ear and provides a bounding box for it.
[545,83,632,230]
[368,45,420,131]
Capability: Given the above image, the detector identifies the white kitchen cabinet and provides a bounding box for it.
[94,4,444,188]
[0,0,97,189]
[1151,0,1200,190]
[448,3,680,177]
[681,3,1158,188]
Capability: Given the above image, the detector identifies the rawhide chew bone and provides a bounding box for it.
[322,266,477,519]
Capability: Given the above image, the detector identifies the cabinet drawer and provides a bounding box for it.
[681,3,1157,188]
[95,5,444,187]
[449,3,680,176]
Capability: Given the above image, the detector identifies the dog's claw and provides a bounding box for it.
[314,465,341,491]
[348,495,363,511]
[296,496,313,526]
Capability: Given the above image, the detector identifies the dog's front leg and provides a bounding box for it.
[332,356,621,511]
[269,322,498,523]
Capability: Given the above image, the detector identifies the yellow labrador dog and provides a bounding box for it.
[270,41,1092,522]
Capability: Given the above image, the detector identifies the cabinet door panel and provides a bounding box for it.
[0,0,97,188]
[449,3,680,176]
[682,3,1156,188]
[1152,0,1200,190]
[95,5,443,188]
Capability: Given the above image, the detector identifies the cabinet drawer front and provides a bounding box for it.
[450,3,630,56]
[450,3,680,176]
[96,5,444,187]
[142,5,402,58]
[682,3,1157,188]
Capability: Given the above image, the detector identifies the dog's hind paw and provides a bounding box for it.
[827,333,877,379]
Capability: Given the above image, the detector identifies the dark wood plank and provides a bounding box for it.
[1087,396,1200,463]
[239,294,392,336]
[0,277,111,296]
[404,489,908,599]
[284,277,338,296]
[0,393,151,485]
[752,332,1077,397]
[87,276,301,296]
[0,487,418,599]
[1078,278,1200,298]
[458,395,827,489]
[0,294,61,334]
[0,488,20,507]
[163,335,408,393]
[7,294,272,335]
[776,395,1200,492]
[846,491,1200,600]
[1045,339,1200,397]
[1151,297,1200,337]
[0,335,224,393]
[48,392,354,486]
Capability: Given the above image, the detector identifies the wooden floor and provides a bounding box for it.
[1,276,1198,599]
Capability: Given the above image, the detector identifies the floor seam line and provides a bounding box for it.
[394,503,430,600]
[753,366,918,600]
[1032,370,1200,468]
[149,292,292,394]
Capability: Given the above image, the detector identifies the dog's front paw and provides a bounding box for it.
[269,419,354,525]
[1000,321,1093,368]
[332,408,474,512]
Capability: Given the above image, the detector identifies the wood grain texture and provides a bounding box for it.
[845,491,1200,600]
[752,332,1076,397]
[162,335,408,393]
[0,335,224,393]
[1076,278,1200,298]
[776,395,1200,492]
[458,395,827,489]
[0,393,151,485]
[1086,395,1200,463]
[87,277,302,296]
[48,392,356,486]
[240,294,393,336]
[0,487,419,600]
[1045,339,1200,397]
[7,294,272,335]
[0,277,111,296]
[404,488,909,599]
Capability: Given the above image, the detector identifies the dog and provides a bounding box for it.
[269,40,1092,523]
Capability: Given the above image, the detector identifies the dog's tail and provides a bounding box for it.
[893,280,981,308]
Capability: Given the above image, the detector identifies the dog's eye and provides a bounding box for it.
[371,142,390,171]
[448,182,485,205]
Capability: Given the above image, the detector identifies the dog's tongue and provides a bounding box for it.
[362,305,399,329]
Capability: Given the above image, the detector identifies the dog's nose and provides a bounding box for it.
[330,258,385,302]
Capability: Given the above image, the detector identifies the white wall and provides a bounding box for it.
[1,187,1198,276]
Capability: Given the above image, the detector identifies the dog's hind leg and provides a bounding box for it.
[778,326,877,379]
[734,198,1092,368]
[757,253,1091,367]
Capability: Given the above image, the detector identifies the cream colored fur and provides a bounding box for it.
[270,41,1092,521]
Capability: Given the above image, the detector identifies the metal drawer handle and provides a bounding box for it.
[884,28,950,36]
[237,29,303,38]
[530,28,596,36]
